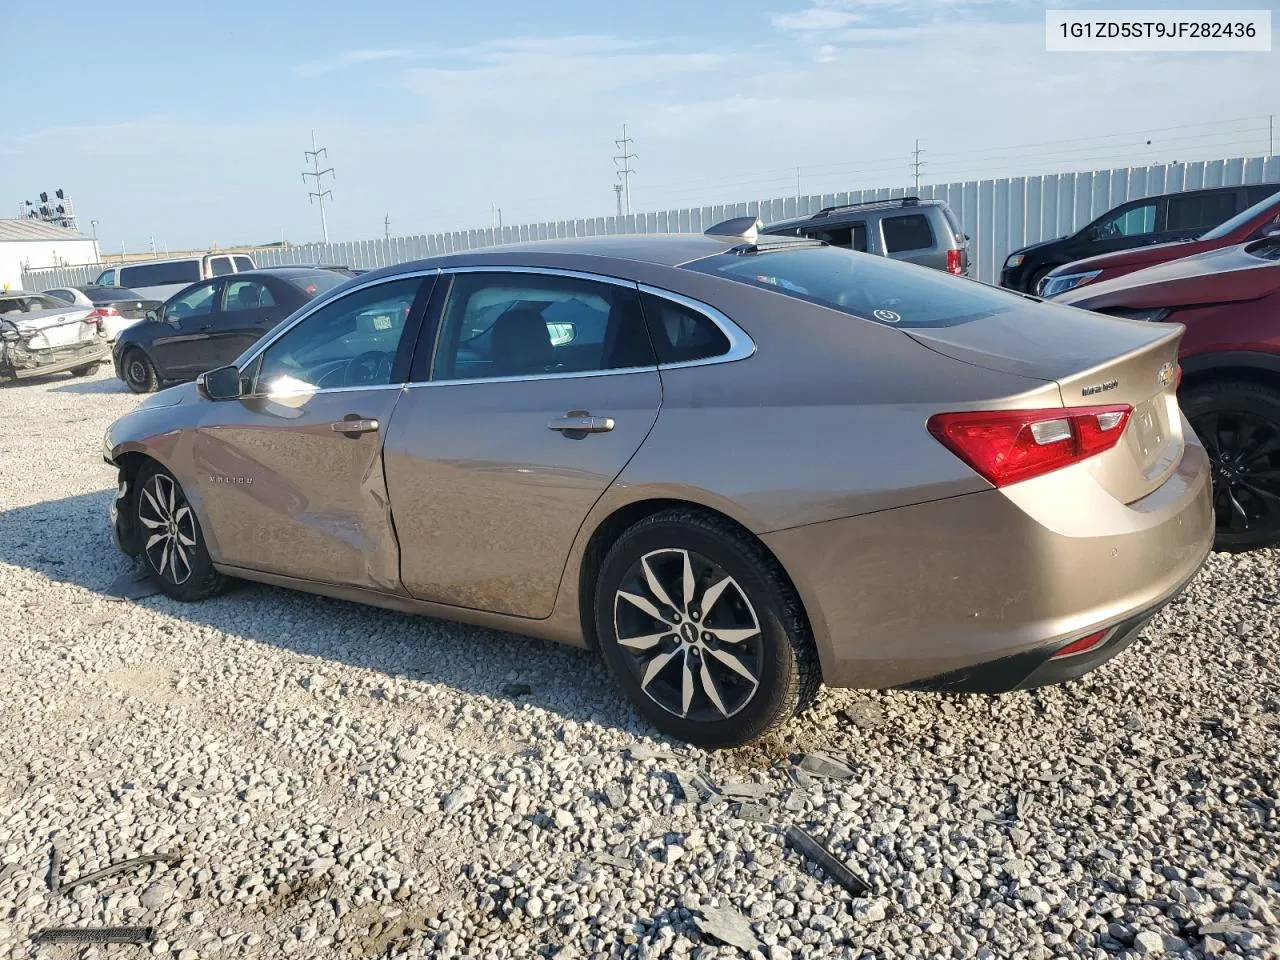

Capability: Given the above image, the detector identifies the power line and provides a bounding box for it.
[302,130,335,244]
[613,123,637,216]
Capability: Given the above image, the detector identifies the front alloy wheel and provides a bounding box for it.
[133,462,227,601]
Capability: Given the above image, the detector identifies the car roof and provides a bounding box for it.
[347,234,746,284]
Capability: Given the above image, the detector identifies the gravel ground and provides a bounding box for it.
[0,367,1277,960]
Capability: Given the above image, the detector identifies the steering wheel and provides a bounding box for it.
[345,350,393,386]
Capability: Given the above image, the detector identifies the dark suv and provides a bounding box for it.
[1000,182,1280,294]
[761,197,970,276]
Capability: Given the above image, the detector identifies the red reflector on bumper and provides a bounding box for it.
[1052,629,1109,659]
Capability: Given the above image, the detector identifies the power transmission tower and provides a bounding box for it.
[613,184,624,217]
[302,131,335,243]
[911,139,926,192]
[613,124,637,216]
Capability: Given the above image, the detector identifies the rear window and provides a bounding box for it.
[0,294,64,314]
[120,261,202,287]
[881,214,934,253]
[87,287,143,302]
[284,272,348,299]
[1199,190,1280,240]
[683,245,1023,328]
[234,256,255,271]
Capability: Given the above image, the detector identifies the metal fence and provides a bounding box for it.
[22,154,1280,292]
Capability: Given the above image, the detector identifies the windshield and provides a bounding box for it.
[1199,189,1280,240]
[683,245,1024,328]
[120,261,203,287]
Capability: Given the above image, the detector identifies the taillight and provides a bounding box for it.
[1174,363,1182,389]
[946,249,964,275]
[927,404,1132,487]
[83,306,121,325]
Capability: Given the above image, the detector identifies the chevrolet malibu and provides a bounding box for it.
[102,230,1214,747]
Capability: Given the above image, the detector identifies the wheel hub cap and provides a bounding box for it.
[1193,408,1280,537]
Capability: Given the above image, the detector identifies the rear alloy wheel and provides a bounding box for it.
[70,361,101,377]
[123,349,159,393]
[135,462,227,601]
[1183,382,1280,552]
[595,509,819,748]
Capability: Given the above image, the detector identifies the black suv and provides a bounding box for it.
[761,197,971,276]
[1000,182,1280,294]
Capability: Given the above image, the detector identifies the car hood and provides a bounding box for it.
[1044,238,1203,276]
[1,305,91,334]
[1007,236,1068,259]
[137,381,196,410]
[1057,241,1280,311]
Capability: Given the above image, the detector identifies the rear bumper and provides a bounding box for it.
[762,428,1215,691]
[1,337,110,380]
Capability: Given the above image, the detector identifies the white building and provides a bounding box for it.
[0,220,100,292]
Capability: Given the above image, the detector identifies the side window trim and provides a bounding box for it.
[402,267,755,388]
[635,285,756,369]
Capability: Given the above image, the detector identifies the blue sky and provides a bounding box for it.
[1,0,1277,250]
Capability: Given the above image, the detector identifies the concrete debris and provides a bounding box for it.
[797,752,855,780]
[784,826,872,898]
[693,902,762,952]
[842,701,886,730]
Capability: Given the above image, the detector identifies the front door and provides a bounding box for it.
[189,275,432,590]
[149,279,223,380]
[383,270,663,619]
[205,277,284,367]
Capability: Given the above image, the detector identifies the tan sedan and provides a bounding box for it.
[103,229,1214,746]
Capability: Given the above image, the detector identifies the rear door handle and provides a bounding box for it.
[329,417,379,435]
[548,414,615,434]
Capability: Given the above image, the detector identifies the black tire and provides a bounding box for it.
[1182,380,1280,552]
[1026,265,1056,296]
[134,461,227,602]
[122,349,159,393]
[594,508,820,748]
[70,361,101,377]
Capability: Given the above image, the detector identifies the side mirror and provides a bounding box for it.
[145,310,159,323]
[199,364,242,401]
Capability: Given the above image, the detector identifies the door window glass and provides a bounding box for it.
[1166,192,1238,232]
[210,257,234,276]
[431,273,654,381]
[253,278,420,393]
[221,280,276,312]
[1093,202,1156,239]
[233,256,255,271]
[120,261,202,287]
[166,282,218,321]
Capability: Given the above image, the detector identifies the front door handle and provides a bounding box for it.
[548,413,615,435]
[329,417,379,435]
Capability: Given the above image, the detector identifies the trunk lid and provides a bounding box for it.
[906,301,1185,503]
[9,306,98,349]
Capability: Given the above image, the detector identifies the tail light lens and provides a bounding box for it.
[927,404,1132,487]
[83,306,121,325]
[946,249,964,275]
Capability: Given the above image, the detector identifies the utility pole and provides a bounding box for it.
[89,219,98,241]
[384,213,390,240]
[911,139,926,193]
[1270,114,1275,158]
[149,236,156,257]
[613,124,637,216]
[613,184,624,217]
[302,130,335,244]
[796,167,802,202]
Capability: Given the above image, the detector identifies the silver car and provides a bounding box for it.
[0,290,110,382]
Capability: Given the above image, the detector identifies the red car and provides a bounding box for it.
[1059,236,1280,551]
[1040,188,1280,299]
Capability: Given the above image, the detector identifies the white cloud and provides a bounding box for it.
[295,48,411,78]
[772,7,862,31]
